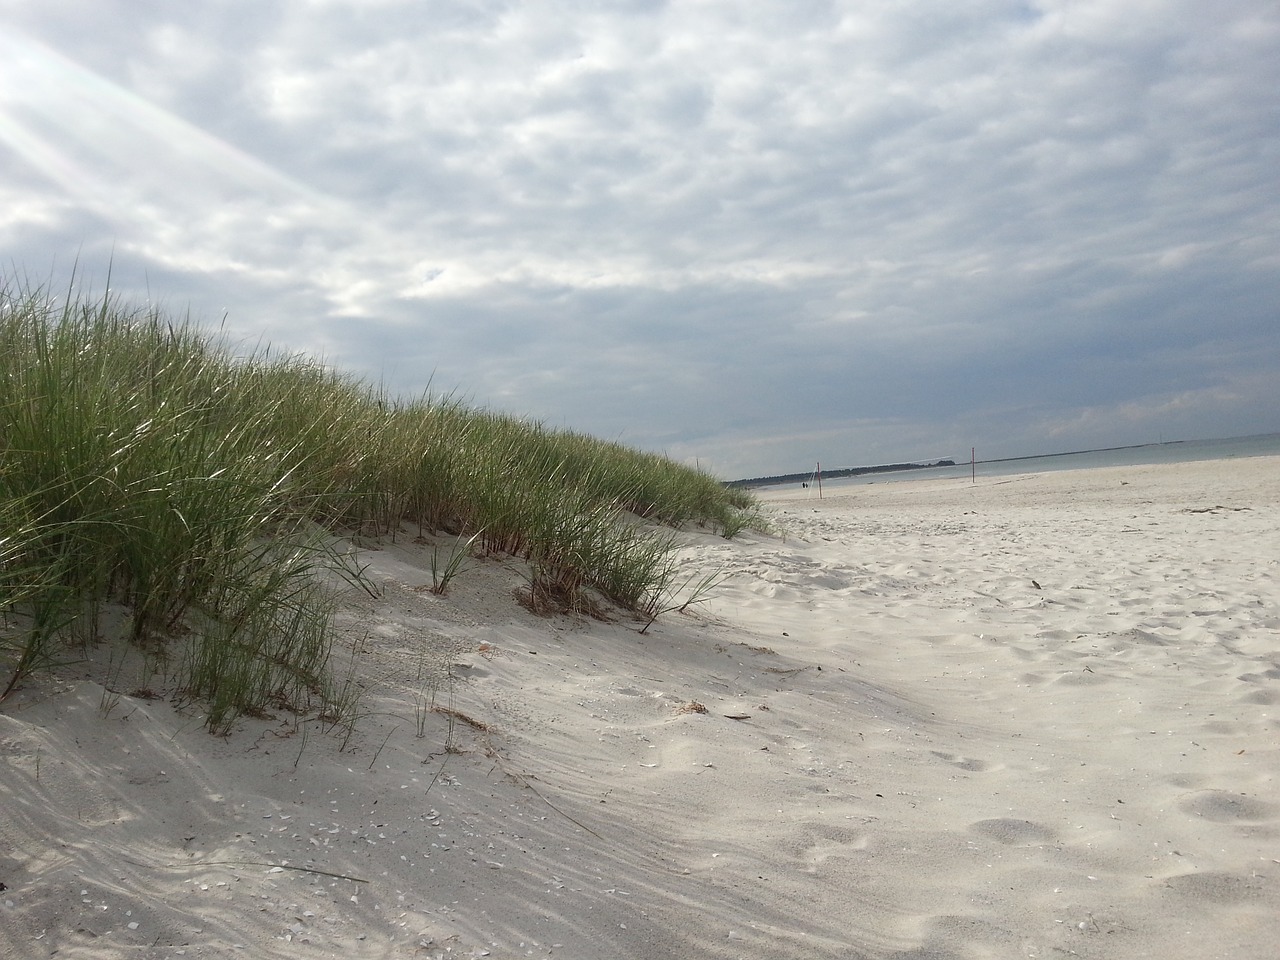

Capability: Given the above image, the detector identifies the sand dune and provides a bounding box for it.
[3,456,1277,958]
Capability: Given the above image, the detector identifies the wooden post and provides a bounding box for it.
[816,462,823,499]
[971,447,975,484]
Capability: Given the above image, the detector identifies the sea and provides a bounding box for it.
[800,432,1280,491]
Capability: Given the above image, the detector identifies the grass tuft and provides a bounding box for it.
[0,275,761,731]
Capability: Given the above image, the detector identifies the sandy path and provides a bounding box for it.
[2,456,1277,959]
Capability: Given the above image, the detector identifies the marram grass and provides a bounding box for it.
[0,279,761,732]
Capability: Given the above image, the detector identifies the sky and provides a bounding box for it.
[1,1,1277,480]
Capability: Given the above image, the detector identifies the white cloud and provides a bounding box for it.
[1,0,1277,478]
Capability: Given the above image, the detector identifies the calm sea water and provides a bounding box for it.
[810,432,1280,490]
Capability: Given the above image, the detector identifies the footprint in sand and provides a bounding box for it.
[1177,789,1276,823]
[1236,667,1280,705]
[794,822,873,869]
[0,735,34,757]
[930,750,992,772]
[1126,627,1175,646]
[1239,687,1280,704]
[969,818,1058,846]
[1050,669,1110,687]
[1161,871,1271,903]
[1238,667,1280,682]
[920,914,1019,951]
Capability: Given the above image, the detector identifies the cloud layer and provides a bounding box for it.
[3,1,1277,477]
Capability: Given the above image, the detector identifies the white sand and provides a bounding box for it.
[2,456,1277,959]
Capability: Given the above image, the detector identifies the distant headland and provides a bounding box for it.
[728,432,1280,489]
[729,459,956,489]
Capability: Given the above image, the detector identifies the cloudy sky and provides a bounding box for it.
[2,1,1277,479]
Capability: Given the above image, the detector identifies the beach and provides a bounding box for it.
[2,455,1277,959]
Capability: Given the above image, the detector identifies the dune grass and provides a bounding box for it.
[0,278,760,732]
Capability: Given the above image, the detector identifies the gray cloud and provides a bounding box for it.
[2,0,1277,478]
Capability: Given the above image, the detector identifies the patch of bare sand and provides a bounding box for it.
[2,456,1278,959]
